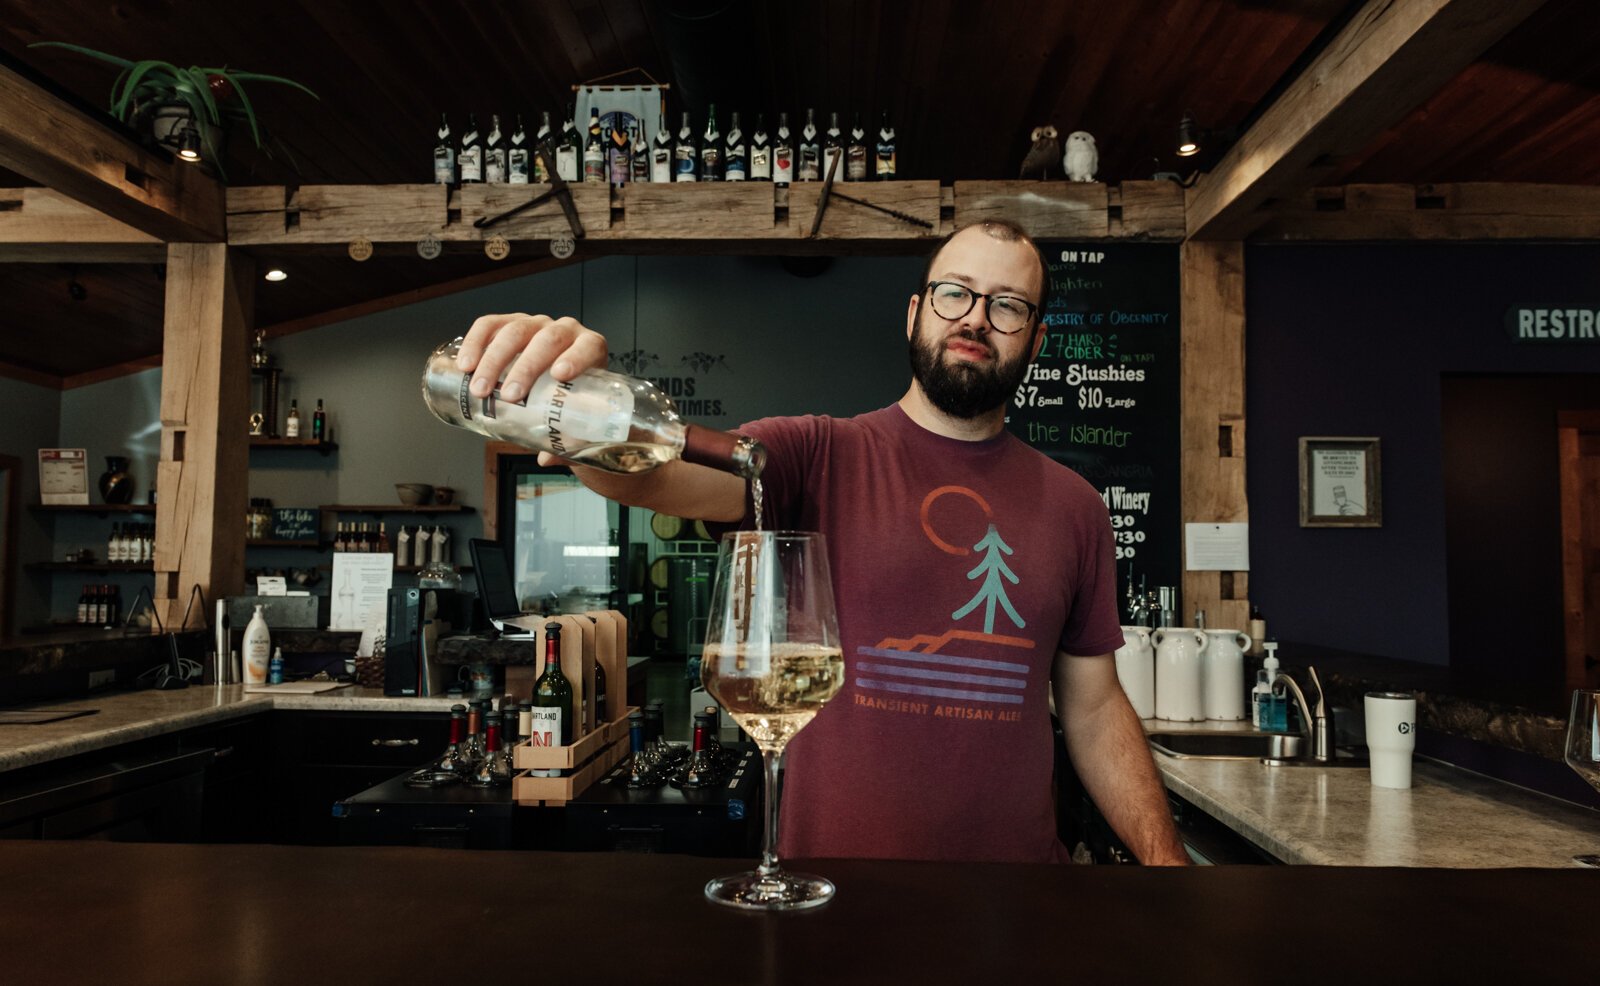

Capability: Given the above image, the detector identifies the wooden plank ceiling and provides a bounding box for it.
[0,0,1595,381]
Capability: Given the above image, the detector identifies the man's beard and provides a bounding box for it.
[908,308,1033,420]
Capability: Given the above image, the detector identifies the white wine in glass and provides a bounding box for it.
[1563,689,1600,867]
[701,531,843,910]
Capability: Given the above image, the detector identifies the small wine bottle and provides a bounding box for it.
[749,112,771,181]
[875,109,896,179]
[533,110,553,183]
[508,114,530,184]
[484,113,506,183]
[583,107,606,184]
[459,113,482,183]
[312,399,326,441]
[607,115,631,187]
[631,124,650,182]
[285,399,300,438]
[433,113,455,184]
[699,103,722,182]
[556,103,580,182]
[822,111,844,180]
[723,110,746,181]
[673,111,697,182]
[846,111,867,181]
[651,117,673,183]
[773,111,793,186]
[798,108,820,181]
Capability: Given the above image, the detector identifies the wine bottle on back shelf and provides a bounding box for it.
[422,338,765,477]
[459,113,482,183]
[583,107,605,184]
[773,112,793,186]
[798,108,819,181]
[508,114,530,184]
[484,114,506,183]
[876,110,896,179]
[556,104,580,182]
[651,118,673,183]
[674,111,697,182]
[724,110,746,181]
[433,113,455,184]
[631,124,649,183]
[749,112,770,181]
[822,111,844,180]
[699,104,721,181]
[846,112,867,180]
[533,111,553,183]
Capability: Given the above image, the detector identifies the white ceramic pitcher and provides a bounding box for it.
[1114,626,1156,719]
[1153,627,1207,722]
[1202,628,1252,721]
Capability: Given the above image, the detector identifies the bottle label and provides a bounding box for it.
[750,146,771,179]
[458,369,635,455]
[509,148,530,183]
[286,416,299,438]
[583,147,605,182]
[459,146,482,182]
[674,146,697,181]
[822,146,842,180]
[846,145,867,180]
[700,146,721,180]
[799,145,819,181]
[433,146,455,184]
[876,143,896,177]
[528,707,563,746]
[556,146,578,182]
[651,148,672,183]
[485,148,506,183]
[726,143,746,180]
[774,143,793,183]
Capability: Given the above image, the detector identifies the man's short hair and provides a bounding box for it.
[918,219,1053,322]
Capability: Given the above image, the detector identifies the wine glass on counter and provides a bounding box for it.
[1563,689,1600,866]
[700,530,844,910]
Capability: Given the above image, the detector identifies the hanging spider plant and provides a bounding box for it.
[30,41,318,179]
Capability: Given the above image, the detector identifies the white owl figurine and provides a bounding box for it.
[1063,131,1098,183]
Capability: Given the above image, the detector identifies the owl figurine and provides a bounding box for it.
[1063,131,1098,182]
[1019,125,1060,180]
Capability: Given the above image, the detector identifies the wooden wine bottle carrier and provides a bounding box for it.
[511,610,635,807]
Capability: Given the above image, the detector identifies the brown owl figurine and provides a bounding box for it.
[1019,125,1061,180]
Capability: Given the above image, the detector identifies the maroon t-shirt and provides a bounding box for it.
[732,405,1125,863]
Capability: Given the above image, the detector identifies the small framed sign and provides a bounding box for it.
[271,508,319,542]
[1299,437,1382,528]
[38,448,88,505]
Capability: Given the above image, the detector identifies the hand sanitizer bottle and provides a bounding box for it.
[1253,641,1281,730]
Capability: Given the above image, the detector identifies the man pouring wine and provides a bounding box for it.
[453,219,1189,866]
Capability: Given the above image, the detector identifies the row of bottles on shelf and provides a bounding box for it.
[76,584,123,626]
[281,399,328,441]
[434,104,897,188]
[108,524,153,564]
[625,703,733,790]
[332,523,454,567]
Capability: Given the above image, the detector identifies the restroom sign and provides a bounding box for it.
[1505,305,1600,343]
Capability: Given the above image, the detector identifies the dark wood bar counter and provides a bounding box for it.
[0,841,1587,983]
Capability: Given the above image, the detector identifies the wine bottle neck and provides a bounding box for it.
[681,425,766,478]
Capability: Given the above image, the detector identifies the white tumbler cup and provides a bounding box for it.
[1365,692,1418,789]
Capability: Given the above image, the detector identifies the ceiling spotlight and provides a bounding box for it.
[1177,111,1200,157]
[177,127,202,163]
[264,269,288,282]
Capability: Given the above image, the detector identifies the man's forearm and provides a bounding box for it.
[1063,689,1189,865]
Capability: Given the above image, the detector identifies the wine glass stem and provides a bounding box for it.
[758,747,784,877]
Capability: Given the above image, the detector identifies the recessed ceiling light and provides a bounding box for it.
[264,269,288,282]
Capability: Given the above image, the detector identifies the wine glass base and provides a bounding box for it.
[1572,854,1600,867]
[704,869,835,911]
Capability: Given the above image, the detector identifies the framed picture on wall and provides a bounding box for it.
[1299,437,1382,528]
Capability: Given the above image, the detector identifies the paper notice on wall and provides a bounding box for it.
[1184,523,1250,571]
[329,553,394,631]
[38,448,88,505]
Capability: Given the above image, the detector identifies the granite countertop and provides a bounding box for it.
[0,685,459,773]
[1145,719,1600,867]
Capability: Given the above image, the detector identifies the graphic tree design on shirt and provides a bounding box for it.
[951,524,1026,634]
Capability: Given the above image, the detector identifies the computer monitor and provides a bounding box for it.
[468,537,530,632]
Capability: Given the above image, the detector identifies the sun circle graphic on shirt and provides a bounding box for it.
[920,485,993,556]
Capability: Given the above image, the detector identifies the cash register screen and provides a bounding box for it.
[468,538,523,624]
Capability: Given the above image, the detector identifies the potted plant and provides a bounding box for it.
[29,42,318,179]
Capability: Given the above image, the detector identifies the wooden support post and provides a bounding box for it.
[153,244,252,627]
[1180,240,1249,631]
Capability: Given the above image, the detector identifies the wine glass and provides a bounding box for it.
[1563,689,1600,866]
[701,531,844,910]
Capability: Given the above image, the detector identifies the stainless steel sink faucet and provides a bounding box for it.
[1273,666,1335,763]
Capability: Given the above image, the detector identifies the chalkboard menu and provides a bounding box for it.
[1005,243,1180,618]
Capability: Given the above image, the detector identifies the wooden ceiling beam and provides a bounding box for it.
[1253,183,1600,241]
[0,63,225,243]
[1186,0,1549,241]
[0,188,166,263]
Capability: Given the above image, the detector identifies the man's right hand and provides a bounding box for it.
[455,313,609,466]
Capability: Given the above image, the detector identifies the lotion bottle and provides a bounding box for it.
[243,605,271,685]
[1253,641,1281,729]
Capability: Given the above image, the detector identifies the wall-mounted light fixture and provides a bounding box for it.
[1177,111,1200,157]
[177,127,202,163]
[263,269,288,282]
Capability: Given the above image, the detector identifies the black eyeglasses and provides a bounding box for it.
[924,281,1039,334]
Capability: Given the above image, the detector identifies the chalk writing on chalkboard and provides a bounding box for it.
[1005,243,1180,620]
[272,508,320,541]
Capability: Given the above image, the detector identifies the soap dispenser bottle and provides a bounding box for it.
[243,604,272,685]
[1253,641,1282,730]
